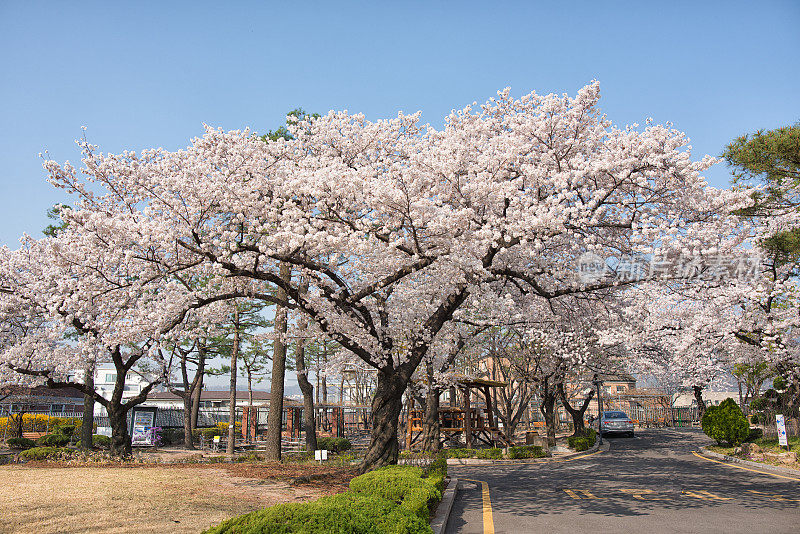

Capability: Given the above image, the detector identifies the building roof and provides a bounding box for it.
[147,389,298,404]
[598,373,636,383]
[0,385,85,405]
[447,373,508,388]
[1,385,84,399]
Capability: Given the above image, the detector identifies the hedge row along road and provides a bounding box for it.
[446,429,800,534]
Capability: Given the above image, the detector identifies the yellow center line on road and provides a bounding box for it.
[462,478,495,534]
[691,451,800,482]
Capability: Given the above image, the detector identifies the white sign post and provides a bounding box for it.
[776,414,788,449]
[315,449,329,464]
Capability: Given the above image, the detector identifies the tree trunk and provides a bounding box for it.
[11,411,25,439]
[738,379,744,414]
[108,406,132,457]
[558,382,595,437]
[227,306,240,455]
[360,369,406,472]
[421,361,440,453]
[191,372,203,431]
[81,360,95,449]
[265,263,291,461]
[295,294,317,452]
[693,385,706,418]
[540,382,557,447]
[182,394,194,450]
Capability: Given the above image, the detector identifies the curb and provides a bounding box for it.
[698,447,800,477]
[430,477,458,534]
[445,440,607,466]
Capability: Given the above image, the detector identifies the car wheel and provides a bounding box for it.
[628,431,634,438]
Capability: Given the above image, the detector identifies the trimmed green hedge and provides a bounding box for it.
[18,446,73,461]
[475,448,502,459]
[6,437,36,450]
[567,429,597,452]
[36,433,70,447]
[205,465,442,533]
[507,445,546,459]
[444,448,476,459]
[316,437,352,453]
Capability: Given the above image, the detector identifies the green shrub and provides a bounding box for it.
[205,492,431,534]
[475,448,502,459]
[316,437,352,453]
[92,434,111,449]
[53,423,77,437]
[159,428,185,446]
[567,429,597,452]
[193,422,242,443]
[749,397,768,411]
[6,437,36,450]
[749,412,761,425]
[36,433,70,447]
[205,465,437,533]
[702,398,750,446]
[445,448,475,459]
[745,427,764,443]
[18,446,73,461]
[424,456,447,479]
[507,445,546,459]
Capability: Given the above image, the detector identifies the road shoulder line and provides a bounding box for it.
[694,449,800,481]
[461,478,494,534]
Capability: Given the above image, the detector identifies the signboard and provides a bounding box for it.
[315,449,329,462]
[130,407,158,446]
[776,414,788,447]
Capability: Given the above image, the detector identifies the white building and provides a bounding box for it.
[67,365,158,417]
[142,389,298,410]
[672,390,742,408]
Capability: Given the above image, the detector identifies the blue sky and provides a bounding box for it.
[1,0,798,248]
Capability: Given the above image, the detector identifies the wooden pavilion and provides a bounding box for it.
[405,376,512,450]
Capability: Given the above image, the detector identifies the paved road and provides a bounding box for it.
[446,429,800,533]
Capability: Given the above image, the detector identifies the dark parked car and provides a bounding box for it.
[600,410,635,437]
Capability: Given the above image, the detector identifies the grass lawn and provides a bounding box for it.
[0,463,355,534]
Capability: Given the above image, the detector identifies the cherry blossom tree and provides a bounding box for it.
[5,82,752,470]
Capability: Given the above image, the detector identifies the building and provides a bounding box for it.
[672,390,742,408]
[142,389,297,410]
[0,385,85,416]
[67,364,156,403]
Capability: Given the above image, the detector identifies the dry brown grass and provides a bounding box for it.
[0,464,347,533]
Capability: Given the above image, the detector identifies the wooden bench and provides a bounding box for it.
[531,422,546,429]
[21,432,47,440]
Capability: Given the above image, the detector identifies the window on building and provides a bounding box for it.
[105,373,116,383]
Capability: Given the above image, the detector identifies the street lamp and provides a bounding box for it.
[592,374,604,445]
